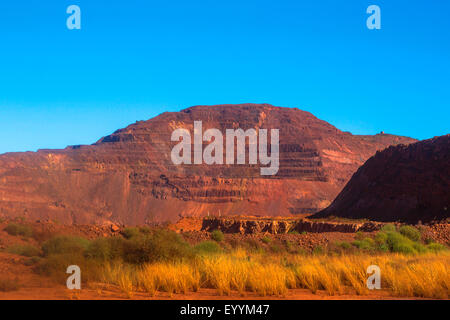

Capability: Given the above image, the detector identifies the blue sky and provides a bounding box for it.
[0,0,449,153]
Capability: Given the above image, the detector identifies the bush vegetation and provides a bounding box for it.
[399,225,421,242]
[3,223,33,237]
[7,244,40,257]
[121,229,194,264]
[211,230,224,242]
[343,225,443,255]
[17,223,447,299]
[33,228,196,282]
[42,236,90,256]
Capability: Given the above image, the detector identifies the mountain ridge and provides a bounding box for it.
[0,103,416,225]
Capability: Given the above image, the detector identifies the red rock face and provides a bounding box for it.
[314,135,450,223]
[0,104,415,225]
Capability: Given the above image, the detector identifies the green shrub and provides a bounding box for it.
[42,236,90,256]
[85,237,124,261]
[211,230,224,242]
[288,230,299,235]
[374,232,388,245]
[261,236,272,244]
[412,242,428,254]
[381,224,397,233]
[399,225,421,242]
[138,226,152,235]
[35,252,103,282]
[194,241,221,254]
[122,227,141,239]
[122,229,194,264]
[394,242,416,254]
[386,232,416,254]
[0,278,20,292]
[7,244,40,257]
[352,238,375,251]
[427,242,448,252]
[4,223,33,237]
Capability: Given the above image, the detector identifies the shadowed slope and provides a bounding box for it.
[314,135,450,223]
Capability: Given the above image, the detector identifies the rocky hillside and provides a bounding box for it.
[313,135,450,223]
[0,104,415,225]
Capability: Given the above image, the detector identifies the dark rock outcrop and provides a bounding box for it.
[313,135,450,223]
[201,217,384,234]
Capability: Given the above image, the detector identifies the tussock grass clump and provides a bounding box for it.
[143,263,200,294]
[3,223,33,237]
[199,255,250,295]
[103,262,201,297]
[290,256,366,295]
[247,263,294,296]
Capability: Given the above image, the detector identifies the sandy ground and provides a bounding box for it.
[0,283,418,300]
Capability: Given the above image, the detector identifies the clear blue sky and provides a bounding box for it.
[0,0,449,153]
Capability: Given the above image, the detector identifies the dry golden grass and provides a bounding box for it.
[102,263,135,298]
[100,251,450,299]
